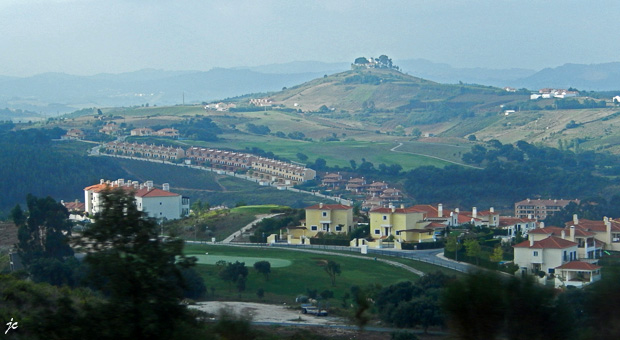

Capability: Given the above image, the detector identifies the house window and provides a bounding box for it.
[322,211,327,217]
[335,225,342,231]
[548,268,555,274]
[311,226,317,231]
[374,229,380,235]
[533,251,539,257]
[383,215,387,221]
[564,251,568,262]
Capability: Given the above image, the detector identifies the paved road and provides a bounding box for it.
[221,214,281,243]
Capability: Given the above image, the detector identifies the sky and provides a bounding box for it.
[1,0,620,77]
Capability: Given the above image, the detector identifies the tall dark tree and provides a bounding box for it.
[80,188,197,340]
[14,194,74,270]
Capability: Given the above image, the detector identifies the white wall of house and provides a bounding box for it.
[135,196,183,220]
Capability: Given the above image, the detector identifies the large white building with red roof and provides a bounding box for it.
[84,179,190,220]
[514,234,602,288]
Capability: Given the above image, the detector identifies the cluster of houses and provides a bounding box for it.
[275,202,536,247]
[104,142,316,185]
[321,173,404,210]
[204,102,237,112]
[269,199,618,288]
[530,88,579,100]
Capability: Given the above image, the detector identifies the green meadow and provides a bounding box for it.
[184,244,422,303]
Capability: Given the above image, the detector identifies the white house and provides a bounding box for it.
[513,235,601,288]
[84,179,190,220]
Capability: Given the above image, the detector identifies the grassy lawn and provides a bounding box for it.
[189,136,453,170]
[184,244,419,304]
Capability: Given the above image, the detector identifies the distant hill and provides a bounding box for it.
[268,67,528,123]
[2,60,620,117]
[396,58,536,86]
[0,69,327,115]
[511,62,620,91]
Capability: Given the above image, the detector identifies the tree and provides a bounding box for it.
[490,245,504,263]
[296,152,308,162]
[349,159,357,170]
[219,261,249,290]
[80,188,197,339]
[464,239,481,265]
[253,261,271,280]
[445,235,462,261]
[324,260,341,286]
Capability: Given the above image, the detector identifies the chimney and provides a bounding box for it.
[319,202,323,209]
[391,207,396,213]
[527,198,530,203]
[400,204,405,209]
[573,214,579,225]
[163,183,170,191]
[605,217,612,242]
[100,179,105,184]
[455,208,460,213]
[561,230,566,239]
[472,207,477,218]
[146,180,153,190]
[539,221,545,229]
[118,179,124,186]
[529,238,534,247]
[490,207,494,213]
[570,226,575,241]
[438,204,443,217]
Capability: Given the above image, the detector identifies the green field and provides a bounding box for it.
[184,244,420,303]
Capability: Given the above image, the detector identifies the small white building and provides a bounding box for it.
[84,179,190,220]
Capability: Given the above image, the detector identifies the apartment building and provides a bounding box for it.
[84,179,190,220]
[514,198,580,220]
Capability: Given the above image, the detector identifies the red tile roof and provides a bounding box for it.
[528,227,564,236]
[566,219,620,232]
[556,261,601,271]
[85,183,179,197]
[514,236,577,249]
[134,188,179,197]
[370,206,426,214]
[410,205,444,218]
[306,204,352,210]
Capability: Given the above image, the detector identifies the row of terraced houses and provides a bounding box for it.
[104,141,316,185]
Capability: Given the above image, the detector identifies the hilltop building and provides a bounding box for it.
[61,128,85,140]
[84,179,190,220]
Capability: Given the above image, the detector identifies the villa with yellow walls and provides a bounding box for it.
[368,205,439,243]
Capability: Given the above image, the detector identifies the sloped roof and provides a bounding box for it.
[556,261,601,271]
[134,188,179,197]
[370,206,426,214]
[306,204,352,210]
[514,236,577,249]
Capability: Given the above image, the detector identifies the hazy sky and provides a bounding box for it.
[1,0,619,77]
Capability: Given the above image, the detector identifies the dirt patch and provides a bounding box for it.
[0,222,17,250]
[190,301,346,326]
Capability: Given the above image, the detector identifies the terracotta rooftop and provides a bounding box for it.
[514,236,577,249]
[556,261,601,271]
[306,204,352,210]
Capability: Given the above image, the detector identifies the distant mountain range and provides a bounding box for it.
[1,60,619,117]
